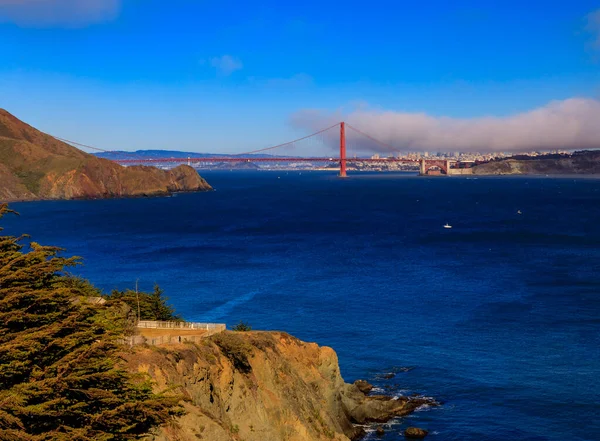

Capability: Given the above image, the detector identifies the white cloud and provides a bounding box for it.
[0,0,120,27]
[291,98,600,153]
[210,55,243,76]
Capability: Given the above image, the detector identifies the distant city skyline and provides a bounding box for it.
[1,1,599,155]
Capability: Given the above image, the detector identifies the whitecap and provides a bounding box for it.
[392,389,410,398]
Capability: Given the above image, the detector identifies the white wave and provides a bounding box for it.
[392,389,410,399]
[410,394,437,401]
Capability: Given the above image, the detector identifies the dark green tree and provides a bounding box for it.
[105,284,181,322]
[0,204,182,441]
[232,321,252,332]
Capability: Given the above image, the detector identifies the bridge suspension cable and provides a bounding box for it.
[51,135,113,153]
[236,122,340,156]
[51,135,148,160]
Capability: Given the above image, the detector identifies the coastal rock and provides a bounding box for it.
[404,427,429,438]
[354,379,374,394]
[125,331,436,441]
[342,392,437,424]
[0,109,212,202]
[376,426,385,436]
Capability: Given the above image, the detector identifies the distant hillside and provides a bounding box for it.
[0,110,212,202]
[471,150,600,175]
[95,150,292,160]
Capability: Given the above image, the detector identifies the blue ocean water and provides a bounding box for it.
[4,171,600,441]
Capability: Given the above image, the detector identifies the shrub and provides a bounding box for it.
[232,321,252,332]
[211,332,253,373]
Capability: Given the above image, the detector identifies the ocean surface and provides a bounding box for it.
[4,171,600,441]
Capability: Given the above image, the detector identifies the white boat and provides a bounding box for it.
[517,210,522,215]
[443,223,452,229]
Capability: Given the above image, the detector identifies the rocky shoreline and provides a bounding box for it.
[128,331,437,441]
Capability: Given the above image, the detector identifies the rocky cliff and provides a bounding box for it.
[127,332,434,441]
[0,109,211,201]
[471,150,600,175]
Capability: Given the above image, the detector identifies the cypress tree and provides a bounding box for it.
[0,203,182,440]
[105,285,181,322]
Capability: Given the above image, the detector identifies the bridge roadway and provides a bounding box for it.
[114,156,476,176]
[115,157,420,165]
[58,121,477,175]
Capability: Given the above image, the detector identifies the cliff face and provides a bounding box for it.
[0,109,211,201]
[127,332,432,441]
[471,151,600,175]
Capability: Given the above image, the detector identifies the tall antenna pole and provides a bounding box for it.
[135,279,141,323]
[339,122,347,178]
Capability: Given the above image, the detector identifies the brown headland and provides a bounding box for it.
[0,109,211,202]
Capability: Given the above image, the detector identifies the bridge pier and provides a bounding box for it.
[339,122,347,178]
[419,158,450,175]
[419,158,426,175]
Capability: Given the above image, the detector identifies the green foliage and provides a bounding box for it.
[14,169,44,194]
[232,321,252,332]
[105,284,181,322]
[211,332,253,374]
[0,203,182,440]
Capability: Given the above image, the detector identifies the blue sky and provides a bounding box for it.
[1,0,599,153]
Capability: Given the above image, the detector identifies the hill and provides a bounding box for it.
[0,109,212,201]
[471,150,600,175]
[95,150,288,160]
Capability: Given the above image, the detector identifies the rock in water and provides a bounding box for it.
[404,427,429,438]
[376,426,385,436]
[354,379,374,394]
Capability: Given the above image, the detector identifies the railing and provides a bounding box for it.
[121,320,227,346]
[136,320,226,331]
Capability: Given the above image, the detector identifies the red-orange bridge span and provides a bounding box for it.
[57,122,476,176]
[115,157,419,164]
[110,122,422,176]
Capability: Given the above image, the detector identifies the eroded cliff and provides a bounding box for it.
[0,109,212,201]
[127,331,434,441]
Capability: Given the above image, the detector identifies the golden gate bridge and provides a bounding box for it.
[55,122,471,176]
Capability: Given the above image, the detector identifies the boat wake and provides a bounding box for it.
[200,290,259,321]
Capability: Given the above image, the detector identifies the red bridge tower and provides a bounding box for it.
[339,121,347,178]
